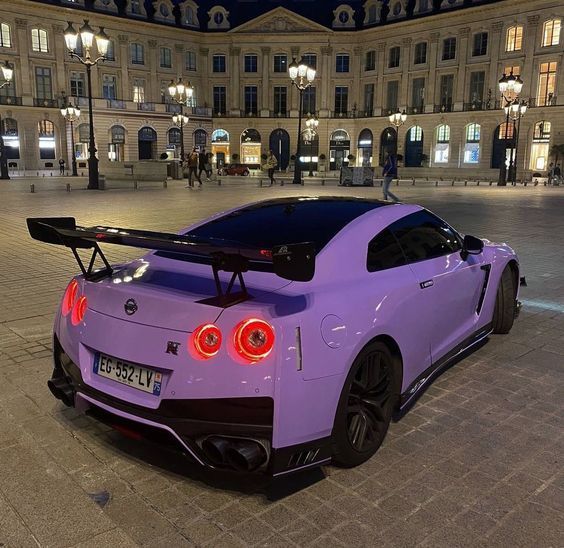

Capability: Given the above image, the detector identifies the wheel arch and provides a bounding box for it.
[507,259,519,297]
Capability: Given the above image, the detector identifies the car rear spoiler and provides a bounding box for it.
[26,217,315,307]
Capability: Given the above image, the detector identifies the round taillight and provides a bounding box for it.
[71,296,88,326]
[233,319,275,362]
[62,279,79,317]
[192,324,222,359]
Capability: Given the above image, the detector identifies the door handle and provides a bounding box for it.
[420,280,434,289]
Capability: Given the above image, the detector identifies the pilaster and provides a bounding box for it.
[260,46,270,116]
[425,32,440,112]
[400,38,412,110]
[454,27,470,110]
[374,42,386,116]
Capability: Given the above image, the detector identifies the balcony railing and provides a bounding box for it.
[0,96,22,106]
[188,106,212,117]
[33,98,58,108]
[434,103,453,113]
[463,101,489,111]
[241,110,259,117]
[166,103,181,113]
[270,111,289,118]
[407,106,425,115]
[137,102,155,112]
[331,110,355,118]
[107,99,126,109]
[76,97,88,107]
[529,96,557,107]
[381,107,398,117]
[359,109,374,117]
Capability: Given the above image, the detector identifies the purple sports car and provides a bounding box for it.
[27,197,521,476]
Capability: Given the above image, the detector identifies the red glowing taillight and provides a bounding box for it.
[192,324,222,359]
[71,296,88,326]
[61,279,79,316]
[233,319,275,362]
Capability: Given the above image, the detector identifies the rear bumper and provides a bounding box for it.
[52,335,331,476]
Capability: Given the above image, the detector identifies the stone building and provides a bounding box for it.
[0,0,562,179]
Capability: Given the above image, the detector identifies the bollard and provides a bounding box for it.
[36,171,39,176]
[452,180,455,186]
[133,180,138,190]
[218,178,221,186]
[321,178,325,186]
[301,179,305,186]
[412,178,415,186]
[30,183,35,193]
[259,179,262,187]
[66,183,71,192]
[163,180,167,188]
[464,180,467,186]
[435,180,438,187]
[396,179,399,186]
[43,173,45,177]
[477,181,480,186]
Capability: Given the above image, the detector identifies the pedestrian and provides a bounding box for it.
[185,148,201,188]
[547,162,554,185]
[382,152,400,202]
[198,148,208,182]
[554,163,562,186]
[58,158,65,175]
[265,150,278,186]
[205,152,213,179]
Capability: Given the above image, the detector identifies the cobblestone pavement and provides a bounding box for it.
[0,181,563,547]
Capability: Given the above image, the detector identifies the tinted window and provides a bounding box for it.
[389,210,461,263]
[367,229,406,272]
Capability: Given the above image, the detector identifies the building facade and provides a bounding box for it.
[0,0,562,179]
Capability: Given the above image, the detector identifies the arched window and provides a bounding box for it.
[31,28,48,53]
[109,125,125,162]
[111,125,125,143]
[167,127,181,145]
[0,22,12,48]
[78,123,90,143]
[38,120,55,159]
[434,124,450,164]
[405,126,424,167]
[530,121,551,170]
[407,126,423,142]
[464,123,481,164]
[542,19,561,47]
[194,129,207,148]
[505,26,523,52]
[76,123,90,160]
[1,117,19,159]
[212,129,229,143]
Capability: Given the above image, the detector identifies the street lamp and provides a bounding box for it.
[168,78,193,162]
[388,108,407,156]
[504,99,527,185]
[498,70,523,186]
[64,20,109,190]
[0,60,15,180]
[289,57,316,184]
[60,94,81,177]
[304,115,319,177]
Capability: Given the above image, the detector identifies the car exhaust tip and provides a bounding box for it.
[201,436,231,466]
[225,440,267,472]
[47,377,75,407]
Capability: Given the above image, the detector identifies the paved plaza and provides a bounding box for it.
[0,180,563,547]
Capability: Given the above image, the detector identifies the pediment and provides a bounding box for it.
[231,7,330,34]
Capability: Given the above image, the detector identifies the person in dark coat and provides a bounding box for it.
[382,153,399,202]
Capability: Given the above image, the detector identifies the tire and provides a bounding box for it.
[492,266,516,334]
[332,342,400,468]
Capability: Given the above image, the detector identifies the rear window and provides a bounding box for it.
[156,198,389,269]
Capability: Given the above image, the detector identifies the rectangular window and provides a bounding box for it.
[388,46,400,68]
[439,74,454,110]
[472,32,488,56]
[469,71,485,105]
[212,54,226,73]
[505,65,521,77]
[505,26,523,52]
[69,72,85,97]
[414,42,427,64]
[273,54,287,73]
[542,19,561,47]
[301,54,317,69]
[31,28,48,53]
[160,47,172,68]
[273,86,287,115]
[213,85,226,114]
[303,86,316,114]
[386,80,399,112]
[244,54,258,73]
[537,61,557,106]
[133,78,145,103]
[102,74,117,99]
[442,37,456,60]
[336,54,350,73]
[186,51,197,71]
[130,43,144,64]
[105,40,115,61]
[35,67,52,99]
[244,85,258,115]
[365,50,376,71]
[0,23,11,48]
[334,86,348,114]
[411,77,425,111]
[364,83,374,115]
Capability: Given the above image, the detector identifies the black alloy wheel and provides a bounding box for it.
[332,342,399,467]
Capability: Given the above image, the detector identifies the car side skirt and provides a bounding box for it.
[394,322,493,420]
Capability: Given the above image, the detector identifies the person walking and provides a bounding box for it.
[266,150,278,186]
[547,162,555,185]
[58,158,65,175]
[198,148,209,182]
[382,152,400,202]
[554,163,562,186]
[185,148,201,188]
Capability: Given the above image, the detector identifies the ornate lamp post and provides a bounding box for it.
[388,108,407,156]
[289,57,316,184]
[504,99,527,185]
[497,70,523,186]
[304,115,319,177]
[64,20,109,190]
[0,60,14,180]
[168,78,193,162]
[60,94,81,176]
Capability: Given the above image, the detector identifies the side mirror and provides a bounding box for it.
[461,234,484,260]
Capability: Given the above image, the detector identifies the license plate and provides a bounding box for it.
[93,353,162,396]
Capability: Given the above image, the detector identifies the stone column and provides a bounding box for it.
[454,27,470,111]
[52,24,67,98]
[148,40,158,103]
[15,19,32,101]
[400,38,412,110]
[520,15,539,101]
[320,46,332,116]
[352,46,362,112]
[199,47,209,108]
[229,46,241,115]
[425,32,439,113]
[260,46,270,116]
[488,22,503,104]
[118,34,129,101]
[373,43,386,116]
